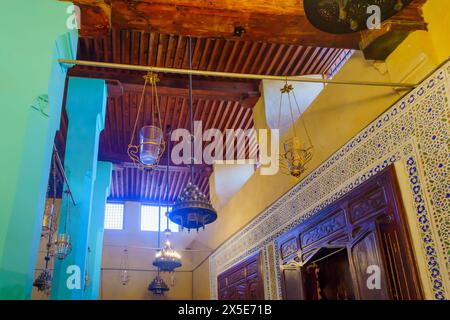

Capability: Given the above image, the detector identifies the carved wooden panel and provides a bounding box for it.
[300,210,346,248]
[349,187,388,223]
[276,165,423,300]
[218,252,264,300]
[280,237,299,261]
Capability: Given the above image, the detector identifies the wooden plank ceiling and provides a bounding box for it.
[61,29,352,204]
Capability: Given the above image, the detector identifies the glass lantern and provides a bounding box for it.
[283,136,313,178]
[54,233,72,260]
[139,125,164,166]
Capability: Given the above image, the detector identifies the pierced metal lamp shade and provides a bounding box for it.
[283,137,313,178]
[152,238,182,272]
[168,183,217,232]
[303,0,412,34]
[33,268,52,294]
[148,275,170,295]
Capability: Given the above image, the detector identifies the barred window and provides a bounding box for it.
[104,203,124,230]
[140,205,178,232]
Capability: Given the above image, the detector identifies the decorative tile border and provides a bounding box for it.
[210,61,450,300]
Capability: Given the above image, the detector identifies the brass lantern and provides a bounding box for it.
[278,82,314,179]
[148,273,170,295]
[168,37,218,232]
[54,190,72,260]
[128,72,165,170]
[153,229,182,272]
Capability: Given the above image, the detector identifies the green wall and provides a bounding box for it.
[0,1,77,299]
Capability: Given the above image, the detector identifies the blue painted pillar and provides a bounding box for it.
[85,161,112,300]
[0,2,78,299]
[51,77,107,300]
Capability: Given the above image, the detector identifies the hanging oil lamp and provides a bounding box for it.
[168,37,217,232]
[278,82,314,179]
[84,246,91,292]
[127,71,165,170]
[153,128,182,271]
[120,248,130,285]
[148,270,170,295]
[41,200,54,237]
[34,151,58,294]
[54,190,72,260]
[303,0,412,34]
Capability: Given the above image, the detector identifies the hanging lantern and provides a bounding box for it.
[283,137,313,178]
[128,72,165,170]
[153,229,182,272]
[120,248,130,285]
[148,274,170,295]
[169,183,217,232]
[278,82,314,179]
[54,233,72,260]
[34,149,58,296]
[169,37,218,232]
[33,267,52,294]
[303,0,412,34]
[41,202,54,236]
[54,190,72,260]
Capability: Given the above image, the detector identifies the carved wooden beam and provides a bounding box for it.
[64,0,427,56]
[68,67,261,106]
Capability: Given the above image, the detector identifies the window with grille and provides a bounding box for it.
[140,205,179,232]
[104,203,124,230]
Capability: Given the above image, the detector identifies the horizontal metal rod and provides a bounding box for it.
[102,244,212,253]
[59,59,417,88]
[53,144,76,206]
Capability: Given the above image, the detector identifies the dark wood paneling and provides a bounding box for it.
[276,165,423,300]
[218,252,264,300]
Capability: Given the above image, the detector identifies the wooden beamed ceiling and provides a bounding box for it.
[63,29,353,203]
[60,1,426,203]
[64,0,426,50]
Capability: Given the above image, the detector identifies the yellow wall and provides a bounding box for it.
[192,0,450,299]
[192,258,211,300]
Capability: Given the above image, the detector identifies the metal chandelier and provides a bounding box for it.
[168,37,217,232]
[303,0,412,34]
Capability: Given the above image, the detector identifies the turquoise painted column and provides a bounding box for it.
[85,161,112,300]
[0,2,78,299]
[51,77,108,300]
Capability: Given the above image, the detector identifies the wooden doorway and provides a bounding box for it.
[276,166,423,300]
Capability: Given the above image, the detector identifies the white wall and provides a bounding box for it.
[100,201,211,300]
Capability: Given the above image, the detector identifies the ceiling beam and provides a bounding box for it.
[68,67,261,105]
[64,0,427,53]
[99,152,213,176]
[64,0,365,48]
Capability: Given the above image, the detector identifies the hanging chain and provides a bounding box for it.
[166,127,171,230]
[279,80,314,148]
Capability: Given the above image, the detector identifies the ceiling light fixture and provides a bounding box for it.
[54,190,72,260]
[128,72,165,170]
[148,273,170,295]
[153,127,182,272]
[303,0,412,34]
[278,81,314,179]
[34,151,58,294]
[168,37,217,232]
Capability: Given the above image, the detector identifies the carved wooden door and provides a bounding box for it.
[276,166,423,300]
